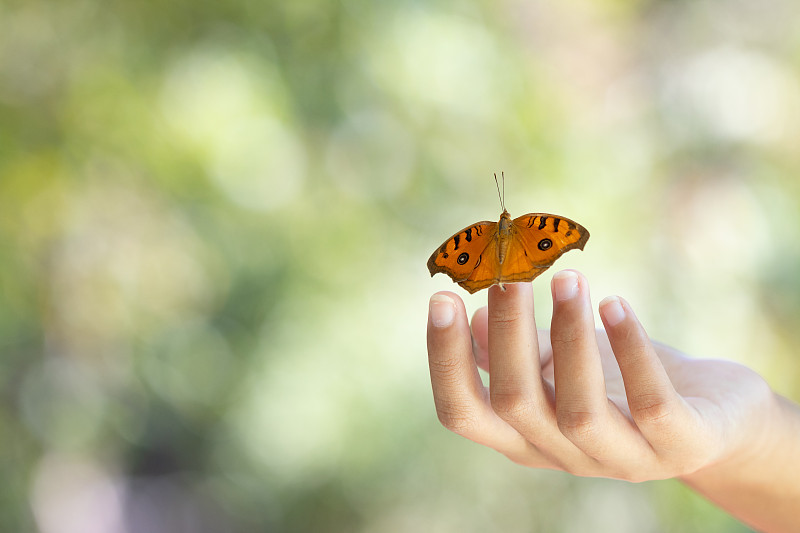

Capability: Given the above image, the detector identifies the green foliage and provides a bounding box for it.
[2,0,798,530]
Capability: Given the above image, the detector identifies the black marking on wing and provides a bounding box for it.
[538,216,547,230]
[453,234,460,250]
[465,228,472,242]
[527,217,536,228]
[475,225,483,236]
[553,218,561,232]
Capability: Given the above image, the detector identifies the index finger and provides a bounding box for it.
[427,292,543,463]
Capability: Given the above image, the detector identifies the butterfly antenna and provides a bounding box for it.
[494,173,505,212]
[501,171,505,210]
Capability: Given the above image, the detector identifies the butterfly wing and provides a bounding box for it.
[427,213,589,293]
[459,237,502,293]
[500,213,589,283]
[427,221,500,294]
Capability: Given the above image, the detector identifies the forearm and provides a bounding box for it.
[680,394,800,533]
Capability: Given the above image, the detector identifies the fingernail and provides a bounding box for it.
[429,294,455,327]
[600,296,625,326]
[553,270,579,301]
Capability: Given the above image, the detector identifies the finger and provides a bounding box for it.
[484,284,572,468]
[550,271,648,465]
[550,271,611,454]
[472,307,553,373]
[599,296,698,455]
[487,283,545,416]
[427,292,543,463]
[470,306,489,372]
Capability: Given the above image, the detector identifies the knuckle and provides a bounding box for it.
[488,308,524,330]
[557,410,601,442]
[435,401,481,436]
[490,390,536,421]
[614,338,651,365]
[429,357,483,436]
[631,394,675,425]
[550,323,584,349]
[428,356,463,384]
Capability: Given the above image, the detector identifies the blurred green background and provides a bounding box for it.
[2,0,800,531]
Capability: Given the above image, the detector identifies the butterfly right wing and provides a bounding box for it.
[497,213,589,284]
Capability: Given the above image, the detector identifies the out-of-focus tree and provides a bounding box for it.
[1,0,798,531]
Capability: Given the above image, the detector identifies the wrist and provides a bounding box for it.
[678,391,800,532]
[681,388,783,483]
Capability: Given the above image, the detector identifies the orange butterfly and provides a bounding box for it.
[427,174,589,294]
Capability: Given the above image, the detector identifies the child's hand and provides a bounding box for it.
[427,271,800,532]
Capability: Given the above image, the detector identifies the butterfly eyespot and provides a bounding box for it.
[457,252,470,265]
[538,238,552,251]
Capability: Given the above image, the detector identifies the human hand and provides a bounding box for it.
[426,271,777,482]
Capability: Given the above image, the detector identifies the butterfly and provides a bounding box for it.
[427,174,590,294]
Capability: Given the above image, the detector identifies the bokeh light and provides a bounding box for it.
[1,0,799,531]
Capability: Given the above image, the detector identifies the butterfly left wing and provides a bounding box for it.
[427,221,499,293]
[501,213,589,284]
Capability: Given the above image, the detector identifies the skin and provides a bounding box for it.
[427,270,800,532]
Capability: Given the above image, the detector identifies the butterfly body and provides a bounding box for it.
[427,209,589,294]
